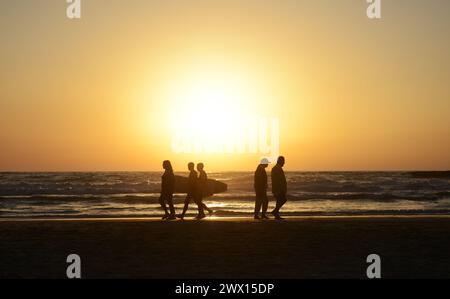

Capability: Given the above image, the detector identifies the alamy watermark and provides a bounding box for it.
[64,253,381,278]
[366,254,382,279]
[367,0,382,19]
[66,0,81,19]
[66,254,81,279]
[66,1,381,20]
[171,117,280,163]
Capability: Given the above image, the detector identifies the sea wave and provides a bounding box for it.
[1,171,449,217]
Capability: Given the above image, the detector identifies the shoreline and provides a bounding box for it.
[1,214,450,222]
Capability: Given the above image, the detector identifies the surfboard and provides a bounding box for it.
[174,175,227,196]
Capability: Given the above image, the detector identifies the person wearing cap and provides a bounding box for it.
[271,156,287,220]
[254,158,270,220]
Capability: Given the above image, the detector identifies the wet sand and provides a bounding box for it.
[1,216,449,278]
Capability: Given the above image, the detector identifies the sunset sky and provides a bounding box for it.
[1,0,449,171]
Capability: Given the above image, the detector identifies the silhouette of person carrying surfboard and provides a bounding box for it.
[197,163,214,216]
[178,162,206,220]
[159,160,176,220]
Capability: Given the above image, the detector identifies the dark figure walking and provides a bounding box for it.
[179,162,205,220]
[271,156,287,220]
[197,163,214,215]
[159,160,176,220]
[254,158,270,220]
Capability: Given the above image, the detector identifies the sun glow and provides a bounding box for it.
[168,68,259,151]
[162,67,280,161]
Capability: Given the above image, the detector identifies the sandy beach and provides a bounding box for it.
[1,216,449,279]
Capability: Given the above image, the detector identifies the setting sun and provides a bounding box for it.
[169,68,255,150]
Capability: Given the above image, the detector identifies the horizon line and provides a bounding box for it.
[1,169,449,173]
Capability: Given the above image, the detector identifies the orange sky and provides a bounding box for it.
[1,0,449,171]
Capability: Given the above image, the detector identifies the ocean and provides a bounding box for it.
[1,172,450,218]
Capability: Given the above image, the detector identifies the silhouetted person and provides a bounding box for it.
[159,160,176,220]
[271,156,287,220]
[196,163,214,215]
[179,162,205,220]
[254,158,270,220]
